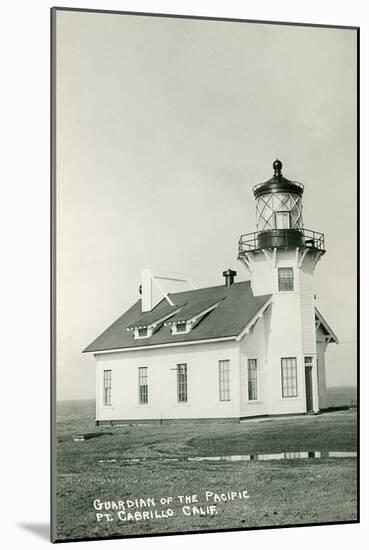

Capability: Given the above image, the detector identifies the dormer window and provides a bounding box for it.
[133,326,153,339]
[165,299,224,336]
[127,304,184,340]
[169,321,190,335]
[176,321,187,333]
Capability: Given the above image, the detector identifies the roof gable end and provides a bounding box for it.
[315,307,338,344]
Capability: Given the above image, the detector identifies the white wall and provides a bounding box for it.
[239,310,270,417]
[241,248,322,415]
[240,289,308,416]
[260,251,306,414]
[299,254,316,355]
[94,340,240,421]
[248,250,274,296]
[316,325,329,409]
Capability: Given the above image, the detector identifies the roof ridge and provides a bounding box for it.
[168,280,251,296]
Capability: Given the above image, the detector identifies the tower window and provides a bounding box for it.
[219,360,231,401]
[275,211,290,229]
[103,370,112,406]
[247,359,258,400]
[278,267,294,291]
[281,357,298,397]
[177,364,188,402]
[138,367,148,404]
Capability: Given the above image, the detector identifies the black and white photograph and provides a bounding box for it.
[51,6,358,543]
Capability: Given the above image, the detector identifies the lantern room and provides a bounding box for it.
[253,159,304,231]
[238,160,325,253]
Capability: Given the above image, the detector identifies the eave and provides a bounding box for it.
[235,296,273,342]
[88,336,237,355]
[315,307,339,344]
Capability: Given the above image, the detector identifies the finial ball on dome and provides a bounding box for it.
[273,159,282,176]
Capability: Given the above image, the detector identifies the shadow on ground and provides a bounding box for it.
[18,523,49,541]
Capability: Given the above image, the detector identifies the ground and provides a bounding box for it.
[55,405,357,541]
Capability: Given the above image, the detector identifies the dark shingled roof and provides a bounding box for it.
[126,302,185,329]
[83,281,272,353]
[164,297,225,324]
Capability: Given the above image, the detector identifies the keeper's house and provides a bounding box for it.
[84,160,338,424]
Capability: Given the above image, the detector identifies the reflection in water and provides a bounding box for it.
[188,451,356,462]
[327,451,356,458]
[73,432,113,442]
[97,450,356,464]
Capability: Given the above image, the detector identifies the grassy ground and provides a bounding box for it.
[55,410,357,541]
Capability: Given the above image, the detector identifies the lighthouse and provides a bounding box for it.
[84,158,338,424]
[238,160,326,414]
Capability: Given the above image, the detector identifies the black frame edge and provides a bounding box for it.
[50,6,57,544]
[49,7,360,543]
[51,6,359,30]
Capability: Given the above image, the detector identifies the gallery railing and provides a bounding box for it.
[238,228,325,254]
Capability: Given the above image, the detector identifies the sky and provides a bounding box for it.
[55,10,357,400]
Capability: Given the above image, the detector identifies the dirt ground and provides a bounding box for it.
[55,409,357,541]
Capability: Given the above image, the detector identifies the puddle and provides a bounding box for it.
[326,451,357,458]
[98,458,145,464]
[73,433,111,442]
[98,457,181,464]
[97,450,356,464]
[188,451,357,462]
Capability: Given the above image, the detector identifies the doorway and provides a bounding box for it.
[305,366,313,413]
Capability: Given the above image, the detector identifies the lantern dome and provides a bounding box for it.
[253,159,304,199]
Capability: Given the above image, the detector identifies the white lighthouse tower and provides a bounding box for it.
[238,159,326,414]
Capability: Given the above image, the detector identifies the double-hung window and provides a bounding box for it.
[177,364,188,403]
[103,370,112,406]
[219,360,231,401]
[278,267,294,291]
[138,367,148,404]
[247,359,258,400]
[281,357,298,397]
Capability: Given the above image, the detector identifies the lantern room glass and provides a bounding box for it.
[255,192,303,231]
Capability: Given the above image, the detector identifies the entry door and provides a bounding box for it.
[305,366,313,412]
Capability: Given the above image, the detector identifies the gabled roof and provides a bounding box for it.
[83,281,271,353]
